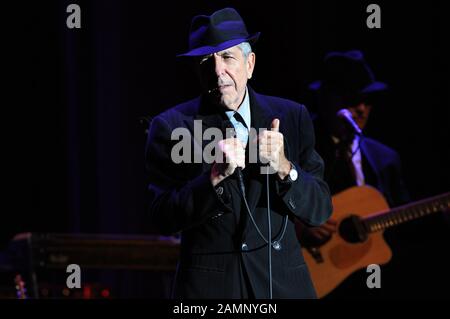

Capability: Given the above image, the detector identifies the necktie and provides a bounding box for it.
[232,112,249,147]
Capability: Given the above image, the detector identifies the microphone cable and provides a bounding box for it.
[236,167,288,299]
[226,118,287,299]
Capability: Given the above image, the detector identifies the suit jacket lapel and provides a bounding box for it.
[193,95,227,169]
[193,96,243,224]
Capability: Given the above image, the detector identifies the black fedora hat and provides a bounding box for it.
[178,8,260,57]
[309,50,387,96]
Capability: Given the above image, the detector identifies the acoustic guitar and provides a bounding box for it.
[302,185,450,298]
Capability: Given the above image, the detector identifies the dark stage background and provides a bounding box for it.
[4,0,449,298]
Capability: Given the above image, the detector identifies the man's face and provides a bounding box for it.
[318,94,373,138]
[347,102,372,130]
[197,45,255,111]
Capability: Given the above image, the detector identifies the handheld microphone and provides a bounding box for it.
[222,120,246,194]
[337,109,362,135]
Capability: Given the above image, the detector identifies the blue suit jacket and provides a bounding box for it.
[145,88,332,298]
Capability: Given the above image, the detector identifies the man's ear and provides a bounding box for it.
[247,52,256,79]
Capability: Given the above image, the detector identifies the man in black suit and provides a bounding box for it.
[311,51,409,206]
[145,8,332,299]
[296,50,410,298]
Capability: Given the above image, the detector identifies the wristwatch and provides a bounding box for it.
[287,162,298,182]
[279,161,298,183]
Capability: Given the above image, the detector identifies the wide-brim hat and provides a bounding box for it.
[178,8,260,57]
[309,50,387,96]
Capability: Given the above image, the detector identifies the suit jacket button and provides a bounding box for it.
[288,198,296,209]
[212,211,223,219]
[215,186,224,196]
[241,243,248,251]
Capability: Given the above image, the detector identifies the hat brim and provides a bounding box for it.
[177,32,260,57]
[361,81,388,94]
[309,80,388,94]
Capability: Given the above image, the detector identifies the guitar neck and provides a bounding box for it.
[363,192,450,233]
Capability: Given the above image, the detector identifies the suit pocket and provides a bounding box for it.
[184,265,225,273]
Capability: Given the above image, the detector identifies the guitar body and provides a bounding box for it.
[303,185,392,298]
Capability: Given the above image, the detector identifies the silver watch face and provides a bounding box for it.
[289,167,298,181]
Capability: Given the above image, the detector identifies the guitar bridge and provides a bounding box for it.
[307,247,324,263]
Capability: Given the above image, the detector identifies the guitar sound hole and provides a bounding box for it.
[339,215,368,243]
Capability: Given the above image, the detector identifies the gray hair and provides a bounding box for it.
[237,42,252,60]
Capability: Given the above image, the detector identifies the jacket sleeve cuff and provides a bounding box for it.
[189,172,233,219]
